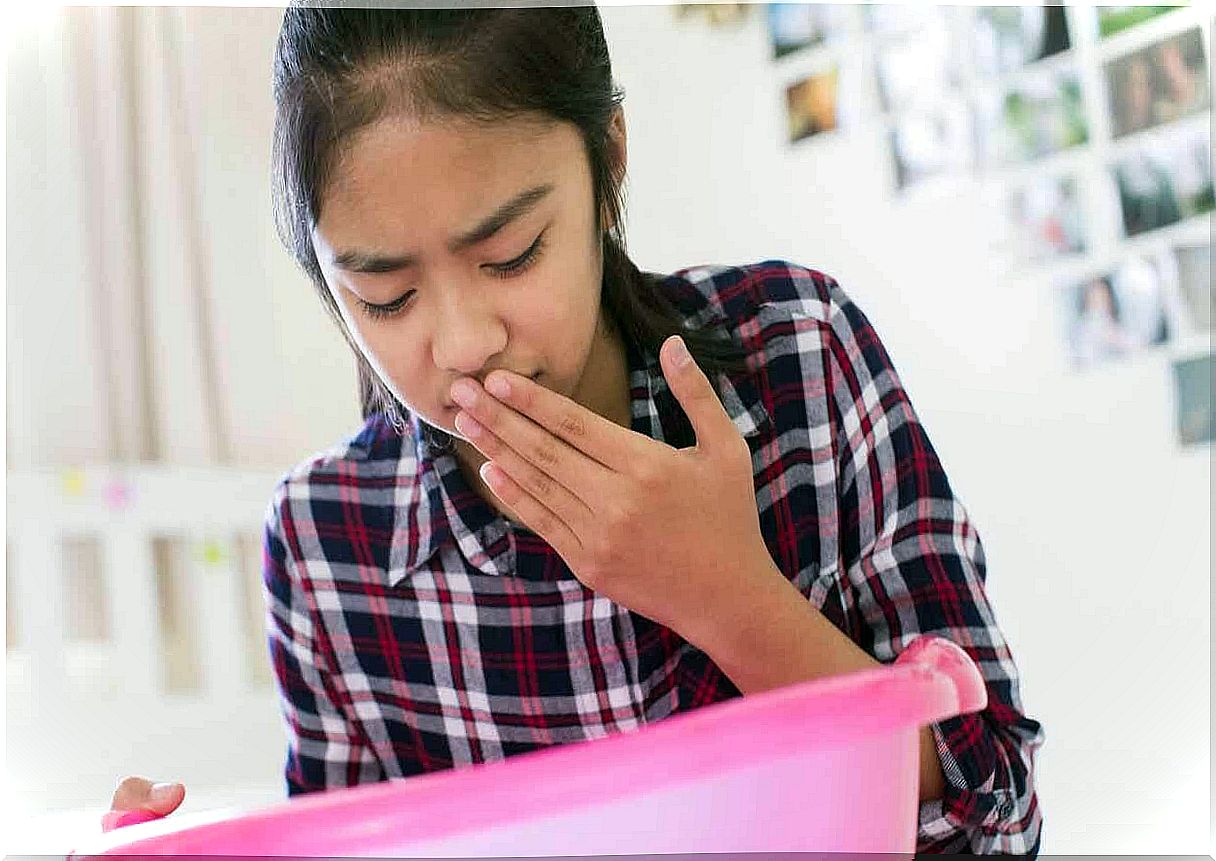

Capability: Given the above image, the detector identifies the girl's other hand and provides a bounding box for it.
[101,776,185,831]
[452,335,779,643]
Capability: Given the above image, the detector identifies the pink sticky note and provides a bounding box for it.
[101,480,134,512]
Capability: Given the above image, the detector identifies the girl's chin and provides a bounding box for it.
[442,407,478,446]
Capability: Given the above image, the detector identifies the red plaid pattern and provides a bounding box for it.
[263,260,1044,854]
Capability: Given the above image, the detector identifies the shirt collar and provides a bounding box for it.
[384,412,455,582]
[385,324,771,587]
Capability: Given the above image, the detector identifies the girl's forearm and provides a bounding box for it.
[685,562,947,803]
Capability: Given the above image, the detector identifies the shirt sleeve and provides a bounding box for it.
[817,274,1046,855]
[262,482,386,796]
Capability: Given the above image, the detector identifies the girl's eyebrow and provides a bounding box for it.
[332,182,555,274]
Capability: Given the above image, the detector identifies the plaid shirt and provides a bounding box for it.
[263,259,1044,855]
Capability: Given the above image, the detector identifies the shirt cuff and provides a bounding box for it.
[918,795,962,845]
[916,718,982,849]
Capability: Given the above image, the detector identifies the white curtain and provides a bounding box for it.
[6,6,360,470]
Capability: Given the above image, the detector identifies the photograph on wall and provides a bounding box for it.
[1171,353,1214,446]
[863,3,948,39]
[875,24,963,114]
[1060,254,1171,369]
[1113,124,1214,236]
[889,99,973,189]
[673,3,752,28]
[1097,6,1179,39]
[767,3,848,60]
[1105,27,1209,139]
[972,5,1071,78]
[1008,174,1086,261]
[975,68,1088,165]
[786,67,839,142]
[1174,242,1213,331]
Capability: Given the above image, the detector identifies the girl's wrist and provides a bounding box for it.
[683,558,880,696]
[677,556,794,664]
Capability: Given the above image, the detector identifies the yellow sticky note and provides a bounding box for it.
[199,539,227,567]
[61,468,87,499]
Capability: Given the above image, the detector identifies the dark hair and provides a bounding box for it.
[270,4,750,452]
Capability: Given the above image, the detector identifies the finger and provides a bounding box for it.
[454,411,596,538]
[451,377,612,504]
[482,371,649,473]
[659,335,738,454]
[479,460,583,561]
[110,776,185,814]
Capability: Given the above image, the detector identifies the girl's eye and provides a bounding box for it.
[359,291,415,320]
[486,231,547,279]
[358,231,547,320]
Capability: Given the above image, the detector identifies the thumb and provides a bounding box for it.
[147,781,186,813]
[111,776,186,815]
[659,334,734,452]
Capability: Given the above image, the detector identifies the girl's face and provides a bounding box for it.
[311,111,627,449]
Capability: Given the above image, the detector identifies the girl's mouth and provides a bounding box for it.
[445,371,541,410]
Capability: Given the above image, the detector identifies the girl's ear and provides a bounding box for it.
[608,107,627,179]
[601,107,628,233]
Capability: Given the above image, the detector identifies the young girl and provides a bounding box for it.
[109,6,1044,855]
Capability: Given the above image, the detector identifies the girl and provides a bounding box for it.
[109,5,1044,855]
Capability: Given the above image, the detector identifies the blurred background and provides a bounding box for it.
[4,2,1212,855]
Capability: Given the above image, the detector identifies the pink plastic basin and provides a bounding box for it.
[72,634,985,857]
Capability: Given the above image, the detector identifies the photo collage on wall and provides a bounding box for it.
[1009,175,1087,261]
[672,3,752,29]
[756,3,1213,445]
[1054,229,1210,441]
[1172,352,1213,446]
[1071,10,1210,446]
[1113,122,1213,237]
[1105,26,1209,139]
[1059,249,1176,369]
[1104,24,1213,249]
[873,9,973,188]
[768,4,850,143]
[871,5,972,187]
[1169,238,1212,447]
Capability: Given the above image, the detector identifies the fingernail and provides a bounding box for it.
[485,374,510,399]
[450,379,477,408]
[150,782,178,803]
[454,411,481,438]
[671,336,691,368]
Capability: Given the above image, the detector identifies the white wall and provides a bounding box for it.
[5,3,1212,856]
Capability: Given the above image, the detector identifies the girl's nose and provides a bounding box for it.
[431,292,508,376]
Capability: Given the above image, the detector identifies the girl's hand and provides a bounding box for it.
[450,335,779,642]
[102,776,185,831]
